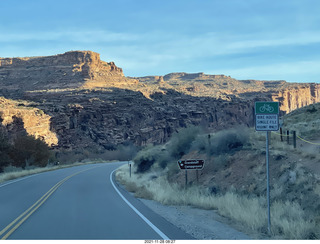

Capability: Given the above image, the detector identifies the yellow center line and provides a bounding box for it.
[0,166,98,240]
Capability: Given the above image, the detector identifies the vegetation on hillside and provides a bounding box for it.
[134,125,248,173]
[116,103,320,239]
[0,126,54,172]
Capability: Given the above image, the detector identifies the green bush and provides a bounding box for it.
[133,126,249,173]
[10,134,52,168]
[133,126,201,173]
[134,145,164,173]
[167,125,202,158]
[207,127,249,156]
[0,128,13,172]
[100,143,138,161]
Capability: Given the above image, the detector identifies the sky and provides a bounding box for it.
[0,0,320,82]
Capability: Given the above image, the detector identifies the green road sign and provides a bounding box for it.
[255,102,279,114]
[255,101,279,131]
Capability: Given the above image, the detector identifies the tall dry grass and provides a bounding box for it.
[116,164,319,239]
[0,165,61,183]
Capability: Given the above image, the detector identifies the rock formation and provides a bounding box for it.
[0,51,125,92]
[0,97,58,146]
[0,51,319,151]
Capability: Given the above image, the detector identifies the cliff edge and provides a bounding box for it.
[0,51,125,91]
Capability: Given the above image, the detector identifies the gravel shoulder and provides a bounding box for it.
[139,198,253,240]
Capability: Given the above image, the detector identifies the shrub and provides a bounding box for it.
[306,106,317,113]
[208,127,249,156]
[133,126,202,173]
[133,145,163,173]
[10,134,52,168]
[167,126,202,158]
[0,128,12,172]
[100,143,138,161]
[133,126,249,173]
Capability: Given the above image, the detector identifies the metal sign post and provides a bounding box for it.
[266,131,271,234]
[255,101,279,235]
[128,161,132,178]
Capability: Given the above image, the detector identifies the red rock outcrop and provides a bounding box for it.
[0,51,125,91]
[0,51,320,151]
[271,83,320,113]
[0,97,58,146]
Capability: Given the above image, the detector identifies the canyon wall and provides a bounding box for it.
[0,51,124,92]
[271,83,320,113]
[0,51,319,150]
[0,97,58,146]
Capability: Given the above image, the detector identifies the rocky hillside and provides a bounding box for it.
[136,72,320,113]
[0,51,319,152]
[0,51,126,93]
[0,97,58,146]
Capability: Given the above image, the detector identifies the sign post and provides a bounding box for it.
[255,101,279,235]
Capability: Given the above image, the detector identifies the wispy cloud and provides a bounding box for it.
[0,29,140,43]
[1,28,320,82]
[2,28,320,56]
[208,59,320,82]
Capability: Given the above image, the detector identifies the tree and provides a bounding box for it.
[0,128,12,172]
[10,135,52,168]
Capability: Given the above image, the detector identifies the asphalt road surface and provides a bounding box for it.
[0,162,192,240]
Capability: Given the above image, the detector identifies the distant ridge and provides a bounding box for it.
[0,51,320,151]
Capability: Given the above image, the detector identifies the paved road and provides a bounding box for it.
[0,162,192,240]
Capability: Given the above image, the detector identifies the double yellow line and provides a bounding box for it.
[0,168,93,240]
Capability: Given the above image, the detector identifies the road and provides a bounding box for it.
[0,162,192,240]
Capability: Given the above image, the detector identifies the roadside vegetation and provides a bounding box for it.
[116,103,320,239]
[0,122,137,183]
[0,128,54,172]
[0,160,106,184]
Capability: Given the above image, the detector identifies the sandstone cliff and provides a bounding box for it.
[0,97,58,146]
[272,83,320,112]
[0,51,125,92]
[136,72,320,113]
[0,51,319,151]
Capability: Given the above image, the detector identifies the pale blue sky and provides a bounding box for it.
[1,0,320,82]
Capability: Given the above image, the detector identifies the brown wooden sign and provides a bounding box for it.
[178,159,204,170]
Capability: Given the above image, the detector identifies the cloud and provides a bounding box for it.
[208,59,320,82]
[0,29,140,43]
[1,28,320,81]
[2,28,320,56]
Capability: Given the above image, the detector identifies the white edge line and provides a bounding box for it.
[0,174,38,188]
[110,169,170,240]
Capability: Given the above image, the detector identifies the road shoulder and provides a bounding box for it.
[113,171,252,240]
[139,198,252,240]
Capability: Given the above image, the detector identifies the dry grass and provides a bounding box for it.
[0,160,110,184]
[115,104,320,239]
[116,164,319,239]
[0,166,58,183]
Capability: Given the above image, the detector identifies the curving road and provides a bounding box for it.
[0,162,192,240]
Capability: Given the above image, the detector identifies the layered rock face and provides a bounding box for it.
[272,84,320,112]
[0,51,124,92]
[23,88,254,149]
[0,51,319,150]
[0,97,58,146]
[137,72,320,114]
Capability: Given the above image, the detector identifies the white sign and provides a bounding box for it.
[255,101,279,131]
[255,114,279,131]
